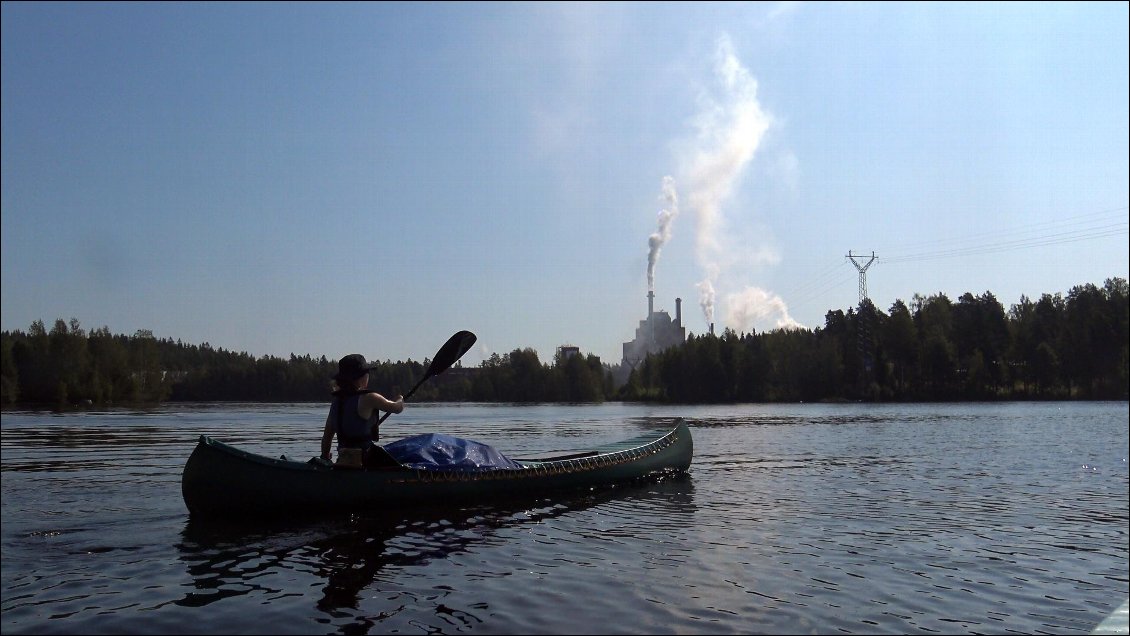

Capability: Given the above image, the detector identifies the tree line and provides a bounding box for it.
[1,278,1126,408]
[623,278,1128,402]
[0,321,612,407]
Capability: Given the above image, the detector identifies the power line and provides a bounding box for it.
[883,206,1128,264]
[785,260,854,305]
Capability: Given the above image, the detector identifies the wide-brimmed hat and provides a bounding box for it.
[333,354,377,382]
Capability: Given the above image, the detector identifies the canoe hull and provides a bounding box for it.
[182,420,693,517]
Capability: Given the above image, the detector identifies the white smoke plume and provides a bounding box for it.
[696,278,715,326]
[646,176,679,291]
[681,34,797,332]
[725,286,802,334]
[686,34,770,278]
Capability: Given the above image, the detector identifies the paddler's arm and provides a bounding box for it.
[320,412,335,461]
[359,392,404,419]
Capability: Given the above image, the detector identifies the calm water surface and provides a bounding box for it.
[1,401,1127,634]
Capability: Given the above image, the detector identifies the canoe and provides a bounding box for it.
[182,419,693,518]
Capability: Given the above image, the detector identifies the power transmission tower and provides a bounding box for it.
[846,251,877,304]
[846,251,878,389]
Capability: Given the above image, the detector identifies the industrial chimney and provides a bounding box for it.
[675,297,682,326]
[647,290,655,317]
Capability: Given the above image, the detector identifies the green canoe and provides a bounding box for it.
[182,420,693,517]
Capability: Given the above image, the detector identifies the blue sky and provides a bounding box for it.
[3,2,1127,368]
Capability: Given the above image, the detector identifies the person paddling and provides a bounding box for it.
[320,354,403,468]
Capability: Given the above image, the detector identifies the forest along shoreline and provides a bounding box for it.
[2,278,1127,408]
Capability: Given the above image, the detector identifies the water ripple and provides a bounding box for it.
[2,402,1127,634]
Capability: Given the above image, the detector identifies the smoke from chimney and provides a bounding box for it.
[725,286,801,333]
[658,33,803,335]
[696,279,715,326]
[646,176,679,292]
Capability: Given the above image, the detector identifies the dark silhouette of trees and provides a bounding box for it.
[622,277,1128,403]
[2,277,1126,407]
[4,320,171,405]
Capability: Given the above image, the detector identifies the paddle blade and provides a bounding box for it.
[425,330,477,378]
[379,330,477,422]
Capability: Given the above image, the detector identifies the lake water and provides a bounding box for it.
[1,401,1127,635]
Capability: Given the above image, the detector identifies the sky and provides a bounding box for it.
[2,2,1128,368]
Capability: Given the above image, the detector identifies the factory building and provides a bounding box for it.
[621,291,686,371]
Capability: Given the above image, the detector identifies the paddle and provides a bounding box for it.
[376,330,477,424]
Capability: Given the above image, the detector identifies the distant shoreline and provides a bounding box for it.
[3,396,1127,415]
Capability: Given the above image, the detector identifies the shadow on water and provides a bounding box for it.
[176,474,696,633]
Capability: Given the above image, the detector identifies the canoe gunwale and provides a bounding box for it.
[193,420,688,480]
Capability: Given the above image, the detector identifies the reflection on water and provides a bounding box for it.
[1,402,1126,635]
[176,477,696,634]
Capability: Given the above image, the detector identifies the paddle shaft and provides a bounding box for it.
[376,330,476,425]
[375,374,429,424]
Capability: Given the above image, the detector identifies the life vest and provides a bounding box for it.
[329,391,379,450]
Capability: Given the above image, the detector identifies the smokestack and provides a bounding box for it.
[710,322,715,336]
[676,297,682,326]
[648,290,655,317]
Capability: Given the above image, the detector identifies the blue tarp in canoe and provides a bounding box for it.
[383,433,522,471]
